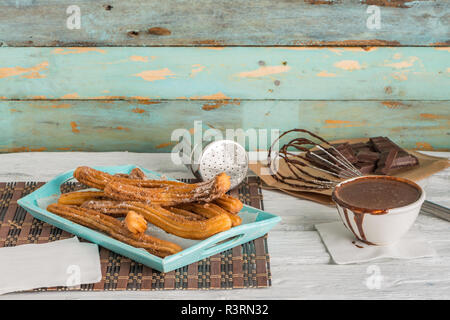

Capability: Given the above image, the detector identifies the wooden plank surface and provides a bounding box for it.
[0,0,448,47]
[0,47,448,100]
[1,100,449,152]
[0,151,448,299]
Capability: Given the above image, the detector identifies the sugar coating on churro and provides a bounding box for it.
[54,166,238,255]
[47,203,182,257]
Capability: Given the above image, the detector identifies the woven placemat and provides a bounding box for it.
[0,176,272,291]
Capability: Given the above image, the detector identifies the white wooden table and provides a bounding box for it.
[0,152,449,300]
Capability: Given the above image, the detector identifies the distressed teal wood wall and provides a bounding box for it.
[0,0,448,46]
[2,100,448,152]
[0,1,449,152]
[0,47,448,100]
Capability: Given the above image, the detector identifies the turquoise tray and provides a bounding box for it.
[17,165,281,273]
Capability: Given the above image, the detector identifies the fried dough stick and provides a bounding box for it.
[103,173,231,206]
[127,203,232,240]
[113,167,147,180]
[213,194,244,214]
[47,203,182,257]
[74,166,232,205]
[81,200,130,217]
[163,207,204,221]
[74,166,188,190]
[58,191,106,206]
[78,201,232,240]
[81,200,203,221]
[178,203,242,227]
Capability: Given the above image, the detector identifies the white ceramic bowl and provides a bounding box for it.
[332,176,426,246]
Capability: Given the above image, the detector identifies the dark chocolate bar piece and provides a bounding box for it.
[356,150,380,163]
[331,143,358,164]
[308,137,418,177]
[305,150,335,172]
[354,146,372,154]
[375,149,398,175]
[355,162,376,175]
[370,136,402,153]
[368,136,385,150]
[350,142,369,150]
[391,151,419,168]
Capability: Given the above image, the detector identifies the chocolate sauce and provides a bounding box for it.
[343,208,357,238]
[334,176,421,211]
[343,208,375,245]
[352,241,364,249]
[334,176,422,246]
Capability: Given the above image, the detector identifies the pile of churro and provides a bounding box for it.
[47,166,244,258]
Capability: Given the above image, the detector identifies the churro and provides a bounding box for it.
[178,202,242,227]
[77,201,232,239]
[81,200,130,216]
[129,203,232,240]
[165,207,205,221]
[57,166,240,251]
[47,203,182,257]
[114,167,147,180]
[82,200,204,221]
[213,194,244,214]
[74,166,187,189]
[103,172,231,206]
[58,191,106,206]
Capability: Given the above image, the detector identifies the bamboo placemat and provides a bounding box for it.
[0,176,272,291]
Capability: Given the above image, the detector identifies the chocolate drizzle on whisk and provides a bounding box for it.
[267,129,363,190]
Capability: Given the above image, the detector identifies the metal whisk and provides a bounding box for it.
[267,129,363,190]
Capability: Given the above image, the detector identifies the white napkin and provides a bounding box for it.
[0,237,101,295]
[315,222,436,264]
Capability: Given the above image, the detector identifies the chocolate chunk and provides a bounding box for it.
[307,142,357,166]
[356,150,380,163]
[355,162,376,175]
[370,136,402,153]
[369,136,388,152]
[368,137,419,171]
[368,136,385,147]
[374,144,391,153]
[351,142,372,153]
[375,149,398,175]
[391,151,419,168]
[308,137,418,176]
[357,147,372,154]
[331,143,358,164]
[350,142,369,150]
[305,151,335,172]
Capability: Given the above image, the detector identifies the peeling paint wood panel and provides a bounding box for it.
[1,100,449,152]
[0,0,448,46]
[0,47,449,100]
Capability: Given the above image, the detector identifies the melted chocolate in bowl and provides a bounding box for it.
[333,176,421,212]
[332,176,422,246]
